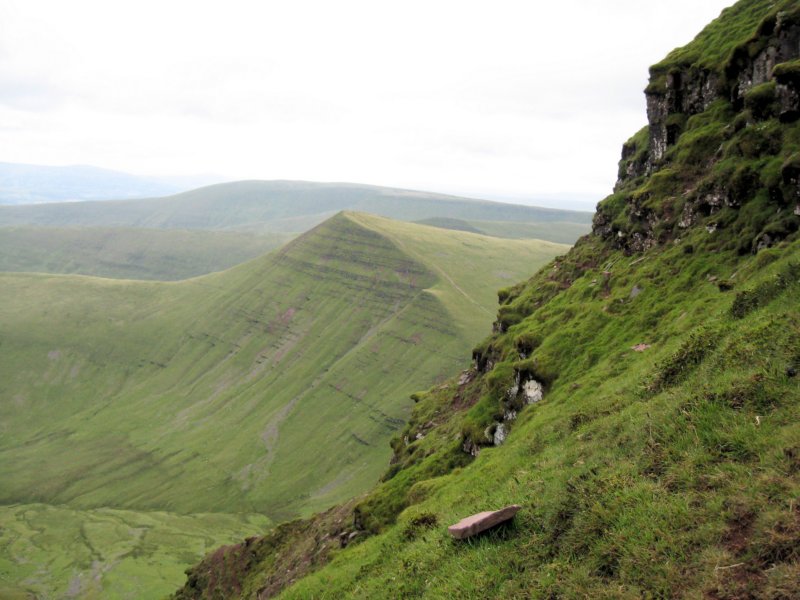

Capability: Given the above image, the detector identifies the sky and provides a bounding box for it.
[0,0,736,210]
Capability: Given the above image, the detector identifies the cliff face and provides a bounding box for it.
[596,0,800,257]
[175,2,800,598]
[647,3,800,167]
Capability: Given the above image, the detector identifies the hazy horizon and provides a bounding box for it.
[1,1,736,211]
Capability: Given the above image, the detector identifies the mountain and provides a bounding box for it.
[0,226,294,280]
[0,213,567,598]
[0,180,592,244]
[0,162,192,205]
[173,2,800,598]
[0,182,589,282]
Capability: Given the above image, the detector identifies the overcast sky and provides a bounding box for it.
[0,0,735,210]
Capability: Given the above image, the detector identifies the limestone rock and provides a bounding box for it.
[462,438,480,457]
[493,423,507,446]
[522,379,543,404]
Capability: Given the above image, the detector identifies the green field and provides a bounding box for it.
[0,504,269,599]
[0,226,293,280]
[0,212,568,597]
[0,180,591,244]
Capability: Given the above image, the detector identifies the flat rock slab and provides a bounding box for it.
[447,505,521,539]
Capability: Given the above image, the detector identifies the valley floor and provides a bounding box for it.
[0,503,269,599]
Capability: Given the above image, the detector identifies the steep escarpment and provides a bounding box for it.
[175,3,800,598]
[599,0,800,256]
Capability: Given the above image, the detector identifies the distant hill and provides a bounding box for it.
[0,162,190,204]
[0,180,593,243]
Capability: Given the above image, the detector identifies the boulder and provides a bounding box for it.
[447,505,521,539]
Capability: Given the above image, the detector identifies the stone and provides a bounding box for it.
[632,343,651,352]
[493,423,507,446]
[447,505,522,539]
[505,382,518,401]
[630,285,643,299]
[462,438,480,457]
[522,379,543,404]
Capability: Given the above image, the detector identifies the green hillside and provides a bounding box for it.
[0,213,567,598]
[0,180,592,244]
[0,226,293,280]
[174,2,800,598]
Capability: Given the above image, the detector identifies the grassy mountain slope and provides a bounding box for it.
[0,180,592,244]
[0,213,567,598]
[174,2,800,598]
[0,226,293,280]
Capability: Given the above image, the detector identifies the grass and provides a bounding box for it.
[0,504,269,599]
[0,226,293,280]
[646,0,800,99]
[0,212,567,597]
[0,180,592,244]
[649,0,798,80]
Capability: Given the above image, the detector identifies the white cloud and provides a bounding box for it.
[0,0,736,210]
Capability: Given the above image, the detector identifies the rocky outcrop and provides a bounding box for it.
[504,370,544,407]
[773,59,800,121]
[730,13,800,107]
[597,8,800,256]
[646,16,800,171]
[646,69,720,166]
[481,370,545,448]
